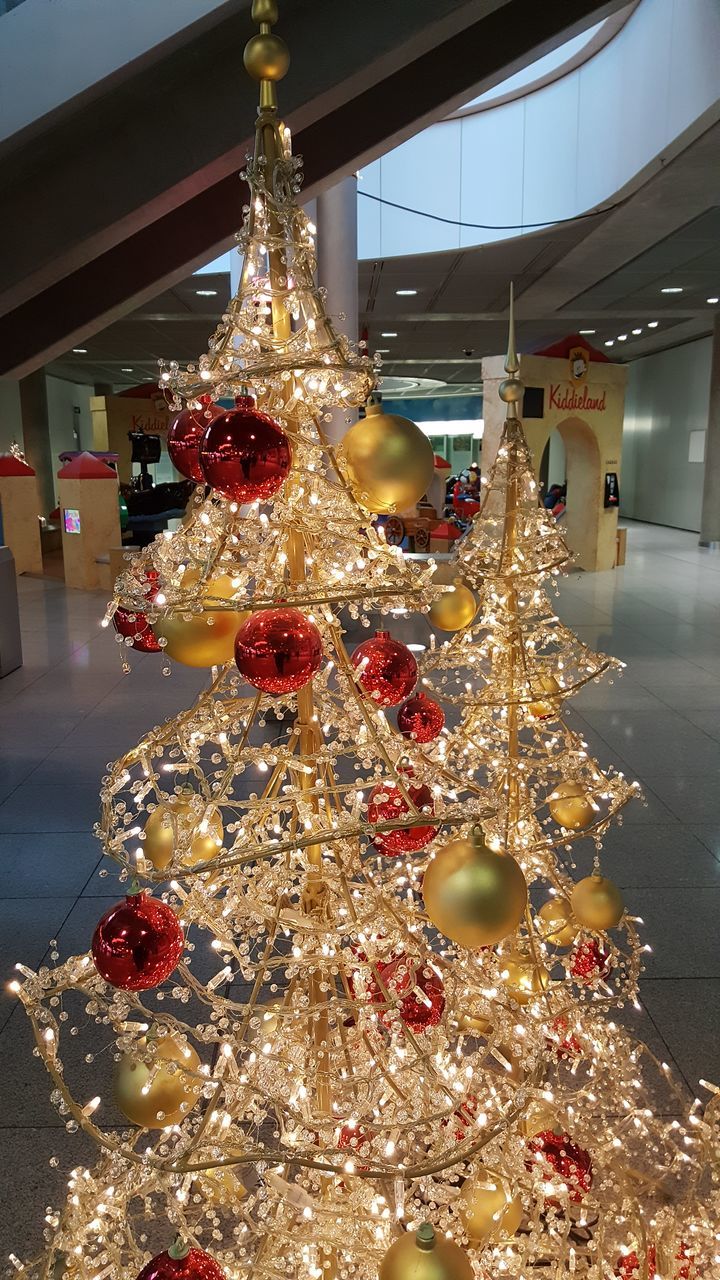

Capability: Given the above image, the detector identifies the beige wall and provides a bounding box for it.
[483,353,627,572]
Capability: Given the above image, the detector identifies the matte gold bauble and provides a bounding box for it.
[571,875,624,931]
[457,1170,522,1241]
[155,576,249,667]
[243,32,290,81]
[380,1224,473,1280]
[143,800,223,871]
[538,897,577,948]
[339,403,435,514]
[521,1100,559,1138]
[428,581,477,632]
[528,674,561,720]
[501,952,551,1006]
[423,832,527,948]
[113,1035,201,1129]
[548,781,595,831]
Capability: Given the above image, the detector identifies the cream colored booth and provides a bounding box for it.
[57,453,121,590]
[0,454,43,575]
[482,338,627,572]
[90,391,170,484]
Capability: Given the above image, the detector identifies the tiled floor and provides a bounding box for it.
[1,520,719,1258]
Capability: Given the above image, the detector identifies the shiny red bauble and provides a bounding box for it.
[443,1092,479,1141]
[367,774,437,856]
[337,1121,371,1156]
[167,397,223,484]
[615,1248,657,1280]
[136,1246,226,1280]
[351,631,417,707]
[546,1015,583,1062]
[234,607,323,694]
[397,692,445,743]
[92,893,184,991]
[199,394,291,502]
[526,1129,593,1202]
[571,937,612,983]
[113,607,160,653]
[381,953,446,1032]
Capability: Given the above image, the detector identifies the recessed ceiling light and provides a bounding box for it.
[72,348,87,354]
[632,328,642,335]
[407,643,426,653]
[196,289,218,297]
[648,321,659,328]
[121,367,134,373]
[707,296,719,304]
[578,329,595,335]
[661,286,683,294]
[604,340,615,347]
[381,332,398,338]
[395,289,417,296]
[376,348,391,354]
[617,334,628,341]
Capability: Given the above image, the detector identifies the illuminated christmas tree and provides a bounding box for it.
[10,10,719,1280]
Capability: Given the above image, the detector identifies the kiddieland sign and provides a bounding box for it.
[548,382,607,413]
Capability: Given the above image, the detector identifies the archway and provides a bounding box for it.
[554,416,601,571]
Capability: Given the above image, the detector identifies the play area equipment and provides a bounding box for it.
[57,452,121,590]
[482,334,628,572]
[0,453,43,575]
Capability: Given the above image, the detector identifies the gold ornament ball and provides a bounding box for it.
[571,874,624,931]
[458,1170,522,1242]
[428,581,477,632]
[155,574,249,667]
[548,781,596,831]
[528,674,561,720]
[538,897,577,948]
[521,1100,559,1138]
[113,1035,201,1129]
[423,832,527,949]
[243,32,290,81]
[339,404,435,514]
[501,952,551,1006]
[143,800,223,871]
[380,1224,473,1280]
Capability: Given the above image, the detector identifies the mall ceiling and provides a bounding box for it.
[46,116,720,397]
[0,0,630,379]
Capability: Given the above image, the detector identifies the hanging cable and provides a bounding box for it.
[357,189,627,232]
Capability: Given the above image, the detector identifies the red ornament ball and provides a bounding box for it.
[352,630,417,707]
[571,937,612,984]
[443,1093,479,1141]
[337,1121,371,1160]
[136,1246,226,1280]
[167,397,223,484]
[397,692,445,743]
[92,893,184,991]
[546,1015,583,1062]
[526,1129,593,1202]
[367,774,437,856]
[380,953,445,1032]
[234,607,323,694]
[113,607,160,653]
[615,1248,657,1280]
[199,395,291,502]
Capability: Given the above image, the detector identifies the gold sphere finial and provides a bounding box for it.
[500,283,524,414]
[244,32,290,82]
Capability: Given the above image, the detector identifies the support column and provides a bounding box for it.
[315,176,358,445]
[700,315,720,548]
[19,372,54,515]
